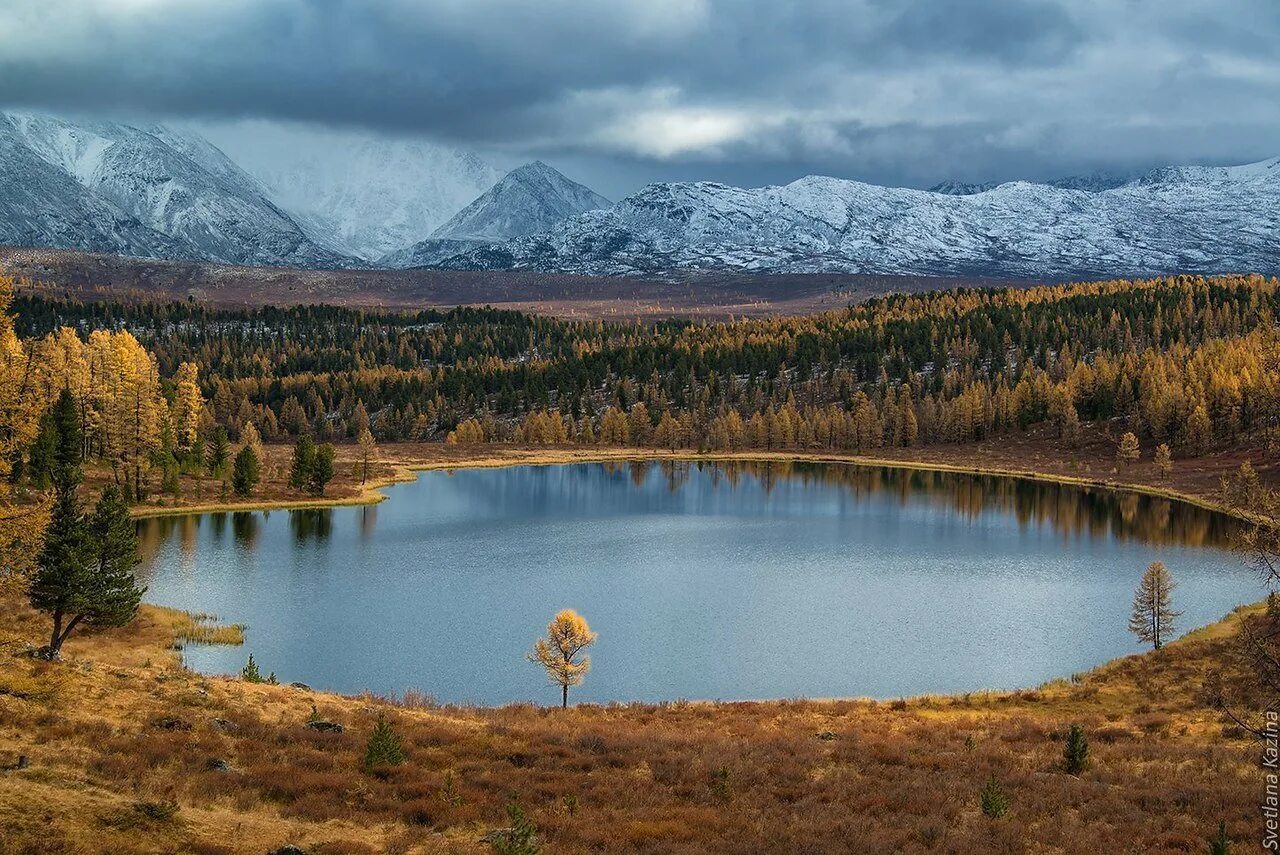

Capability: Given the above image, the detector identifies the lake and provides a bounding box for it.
[137,461,1256,705]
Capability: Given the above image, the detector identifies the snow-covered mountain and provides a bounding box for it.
[931,169,1134,196]
[927,180,999,196]
[206,125,504,261]
[440,158,1280,278]
[382,161,610,268]
[0,113,350,267]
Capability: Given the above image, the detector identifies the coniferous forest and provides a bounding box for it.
[8,274,1277,485]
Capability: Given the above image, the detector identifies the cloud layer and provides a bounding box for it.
[3,0,1278,192]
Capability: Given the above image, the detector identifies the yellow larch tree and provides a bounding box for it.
[172,361,205,455]
[528,609,597,708]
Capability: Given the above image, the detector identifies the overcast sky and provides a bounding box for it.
[2,0,1278,198]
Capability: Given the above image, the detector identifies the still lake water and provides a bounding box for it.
[137,461,1256,705]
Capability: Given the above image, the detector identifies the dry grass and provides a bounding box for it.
[0,578,1265,855]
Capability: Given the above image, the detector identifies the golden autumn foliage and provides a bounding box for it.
[529,608,597,708]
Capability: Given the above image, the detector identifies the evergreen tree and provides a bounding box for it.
[231,444,261,497]
[979,776,1009,819]
[205,426,230,478]
[492,799,541,855]
[241,653,263,682]
[86,485,145,619]
[25,408,59,490]
[29,482,144,659]
[364,713,406,771]
[49,388,82,489]
[289,434,316,490]
[309,443,335,496]
[1129,561,1182,649]
[1062,724,1089,775]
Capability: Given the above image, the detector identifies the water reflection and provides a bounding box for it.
[134,461,1250,704]
[137,461,1239,562]
[289,508,333,544]
[694,461,1237,548]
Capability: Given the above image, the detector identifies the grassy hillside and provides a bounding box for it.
[0,574,1260,854]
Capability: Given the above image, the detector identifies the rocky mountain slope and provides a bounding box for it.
[382,161,610,268]
[0,113,349,267]
[441,158,1280,278]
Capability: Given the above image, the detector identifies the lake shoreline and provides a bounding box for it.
[129,443,1257,524]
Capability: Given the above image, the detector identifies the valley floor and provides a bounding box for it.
[0,437,1270,854]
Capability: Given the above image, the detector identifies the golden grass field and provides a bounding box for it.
[1,437,1271,854]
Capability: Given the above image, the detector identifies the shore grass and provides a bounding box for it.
[153,606,246,647]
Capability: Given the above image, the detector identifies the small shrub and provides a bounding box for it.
[365,713,406,772]
[1062,723,1089,775]
[1208,821,1232,855]
[491,799,540,855]
[133,800,180,822]
[241,654,263,683]
[979,776,1009,819]
[710,766,731,801]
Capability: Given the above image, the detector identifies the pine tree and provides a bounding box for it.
[979,776,1009,819]
[241,653,263,682]
[29,482,144,659]
[25,408,59,490]
[289,434,316,490]
[492,799,541,855]
[1154,443,1173,481]
[1062,724,1089,775]
[205,426,230,478]
[309,443,335,496]
[364,714,406,771]
[86,485,145,621]
[231,444,261,497]
[1129,561,1182,649]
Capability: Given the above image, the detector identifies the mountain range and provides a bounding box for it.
[0,113,350,267]
[0,110,1275,280]
[445,159,1280,278]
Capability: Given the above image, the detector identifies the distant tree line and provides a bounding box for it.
[11,275,1278,464]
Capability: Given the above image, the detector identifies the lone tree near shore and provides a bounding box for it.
[29,397,145,661]
[1128,561,1182,650]
[529,609,597,708]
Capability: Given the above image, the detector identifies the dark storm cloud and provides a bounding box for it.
[2,0,1277,192]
